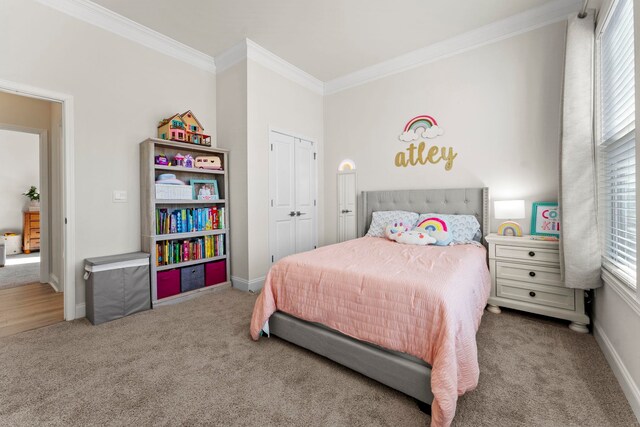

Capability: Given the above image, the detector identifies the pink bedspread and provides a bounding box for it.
[250,237,491,427]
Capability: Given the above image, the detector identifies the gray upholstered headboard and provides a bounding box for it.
[359,188,489,242]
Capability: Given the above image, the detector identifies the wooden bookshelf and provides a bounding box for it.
[140,138,231,305]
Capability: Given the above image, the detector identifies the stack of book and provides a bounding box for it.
[156,207,225,234]
[155,235,225,266]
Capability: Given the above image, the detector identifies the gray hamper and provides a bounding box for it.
[84,252,150,325]
[0,241,5,267]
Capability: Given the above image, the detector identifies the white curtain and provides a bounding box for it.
[559,11,602,289]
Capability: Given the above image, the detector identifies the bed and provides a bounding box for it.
[250,188,490,427]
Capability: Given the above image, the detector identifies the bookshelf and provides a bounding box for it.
[140,138,231,306]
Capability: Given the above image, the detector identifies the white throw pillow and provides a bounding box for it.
[417,213,481,243]
[366,211,419,238]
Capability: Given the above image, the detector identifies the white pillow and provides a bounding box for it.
[366,211,419,238]
[417,213,481,243]
[385,224,436,246]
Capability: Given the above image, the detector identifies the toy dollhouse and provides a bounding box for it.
[157,110,212,146]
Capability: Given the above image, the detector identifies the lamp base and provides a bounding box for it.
[497,221,523,237]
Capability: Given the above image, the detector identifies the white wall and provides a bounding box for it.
[217,58,324,288]
[323,22,566,243]
[0,129,39,234]
[0,0,216,307]
[246,60,324,281]
[592,2,640,420]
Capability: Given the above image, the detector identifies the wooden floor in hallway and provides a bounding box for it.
[0,283,64,337]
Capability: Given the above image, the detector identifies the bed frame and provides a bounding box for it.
[269,187,489,409]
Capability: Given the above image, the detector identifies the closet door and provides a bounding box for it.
[294,138,316,253]
[269,132,297,261]
[269,131,317,263]
[337,172,357,242]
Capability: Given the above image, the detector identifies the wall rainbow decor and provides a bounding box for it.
[403,115,438,133]
[395,114,456,170]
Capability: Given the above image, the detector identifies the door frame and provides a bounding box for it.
[268,127,318,266]
[0,79,76,321]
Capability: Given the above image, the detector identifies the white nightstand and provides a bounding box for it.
[485,233,589,333]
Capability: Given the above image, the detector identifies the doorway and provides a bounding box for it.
[0,129,44,289]
[0,82,74,335]
[268,129,317,263]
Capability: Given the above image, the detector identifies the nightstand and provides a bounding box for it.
[485,233,589,333]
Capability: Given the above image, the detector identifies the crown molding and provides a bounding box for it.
[215,39,324,95]
[35,0,580,95]
[36,0,216,73]
[246,39,324,94]
[324,0,581,95]
[214,40,247,73]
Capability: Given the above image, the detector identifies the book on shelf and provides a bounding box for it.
[156,207,225,235]
[155,234,225,266]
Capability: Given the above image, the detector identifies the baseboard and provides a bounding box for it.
[49,273,61,292]
[231,276,266,292]
[75,302,85,319]
[594,321,640,421]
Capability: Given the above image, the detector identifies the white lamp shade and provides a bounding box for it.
[494,200,525,219]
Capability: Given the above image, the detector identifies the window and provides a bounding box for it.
[597,0,636,288]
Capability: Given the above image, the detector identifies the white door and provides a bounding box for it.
[269,131,316,263]
[338,172,357,242]
[294,138,316,253]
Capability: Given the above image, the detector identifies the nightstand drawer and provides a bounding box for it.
[497,279,574,310]
[496,261,562,287]
[495,245,559,264]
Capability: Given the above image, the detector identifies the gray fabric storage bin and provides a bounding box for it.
[181,264,204,292]
[0,241,5,267]
[84,252,150,325]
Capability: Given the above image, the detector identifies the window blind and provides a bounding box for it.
[598,0,636,287]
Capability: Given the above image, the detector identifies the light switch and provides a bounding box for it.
[112,190,128,203]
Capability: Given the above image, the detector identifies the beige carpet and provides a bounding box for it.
[0,288,637,426]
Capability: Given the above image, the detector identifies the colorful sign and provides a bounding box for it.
[395,115,457,170]
[531,202,560,237]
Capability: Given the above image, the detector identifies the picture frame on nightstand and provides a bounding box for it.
[531,202,560,237]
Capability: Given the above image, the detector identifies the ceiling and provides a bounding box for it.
[92,0,578,81]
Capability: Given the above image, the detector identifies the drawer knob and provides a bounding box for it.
[528,251,536,257]
[529,271,536,277]
[529,291,536,297]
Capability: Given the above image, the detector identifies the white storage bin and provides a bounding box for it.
[155,184,192,200]
[3,235,21,255]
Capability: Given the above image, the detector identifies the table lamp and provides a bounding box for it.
[495,200,525,236]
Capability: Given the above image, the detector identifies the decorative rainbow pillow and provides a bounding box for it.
[417,213,481,243]
[385,223,436,246]
[415,217,453,246]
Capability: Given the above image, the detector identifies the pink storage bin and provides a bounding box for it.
[157,269,181,299]
[205,260,227,287]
